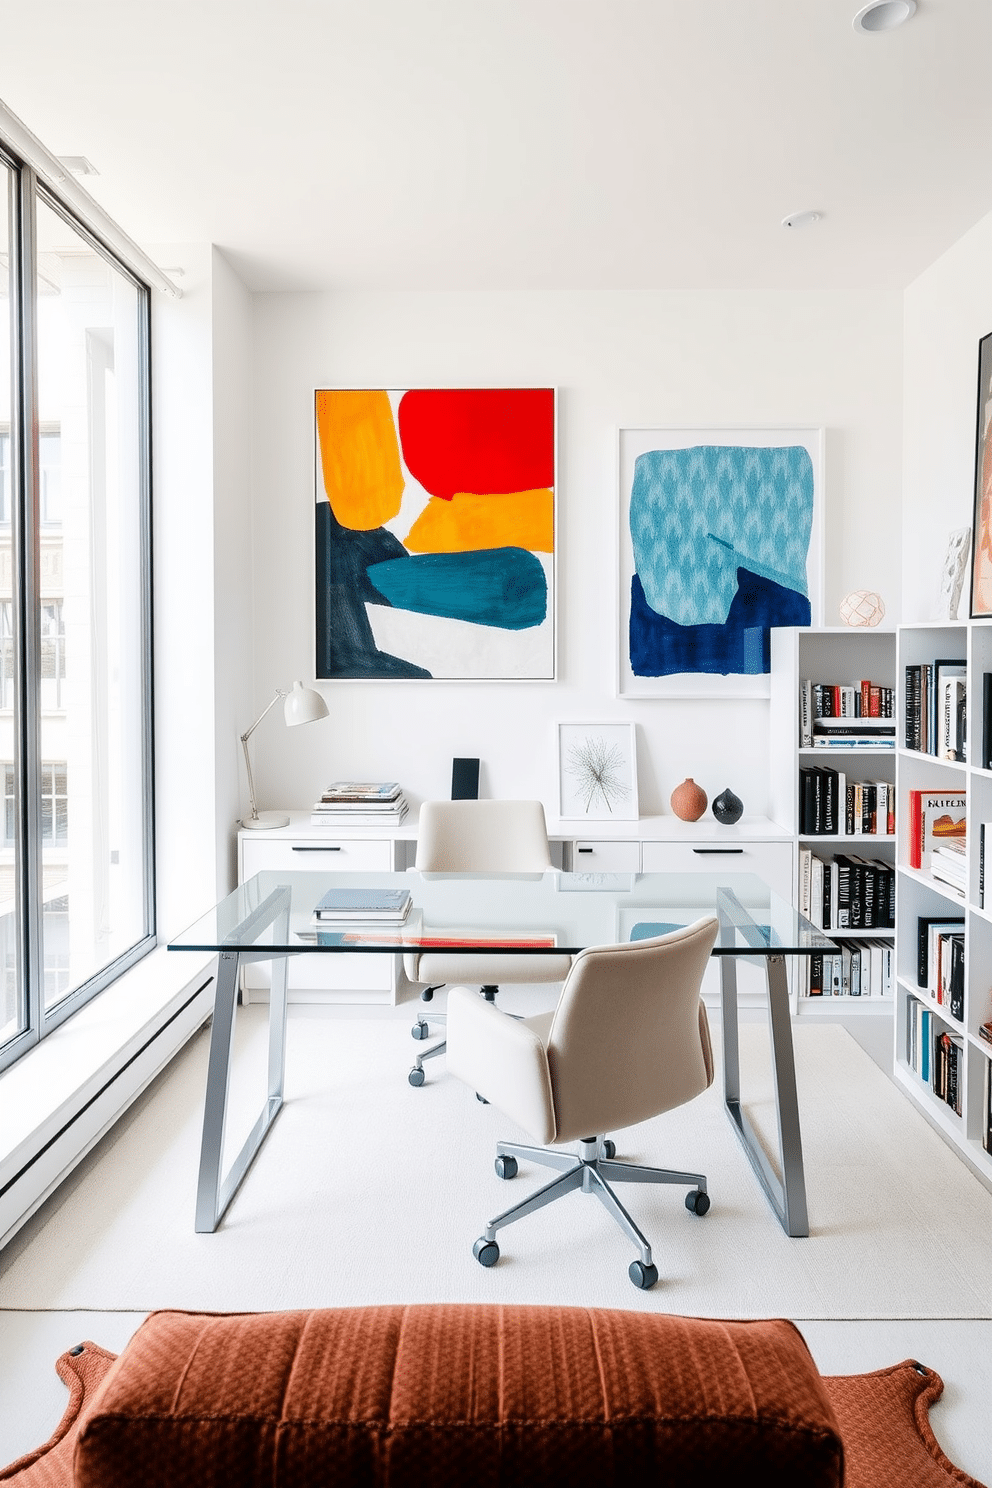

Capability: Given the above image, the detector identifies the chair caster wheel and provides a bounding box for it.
[686,1189,710,1216]
[628,1260,659,1290]
[411,1021,430,1040]
[495,1155,518,1180]
[476,1092,489,1103]
[600,1140,616,1159]
[474,1238,500,1267]
[408,1067,426,1087]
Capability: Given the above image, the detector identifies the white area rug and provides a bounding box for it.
[1,1008,990,1319]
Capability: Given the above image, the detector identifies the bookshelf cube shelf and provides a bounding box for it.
[895,619,992,1194]
[791,628,897,1012]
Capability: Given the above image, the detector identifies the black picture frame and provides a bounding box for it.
[969,329,992,616]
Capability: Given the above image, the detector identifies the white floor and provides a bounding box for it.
[0,1002,989,1486]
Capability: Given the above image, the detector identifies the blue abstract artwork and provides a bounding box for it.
[618,432,820,692]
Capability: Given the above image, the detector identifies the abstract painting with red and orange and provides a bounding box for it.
[315,388,555,679]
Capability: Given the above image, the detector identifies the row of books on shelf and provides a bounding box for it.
[310,781,409,826]
[915,914,964,1020]
[904,658,966,759]
[799,849,895,930]
[906,997,963,1115]
[799,678,895,748]
[798,767,894,836]
[799,938,893,998]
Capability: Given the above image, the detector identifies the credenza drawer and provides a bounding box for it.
[572,839,641,872]
[640,839,793,897]
[241,836,393,877]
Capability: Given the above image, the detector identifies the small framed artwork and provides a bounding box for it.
[617,427,824,697]
[314,387,556,679]
[970,331,992,617]
[557,722,638,821]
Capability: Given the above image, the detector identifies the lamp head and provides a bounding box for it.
[283,680,329,727]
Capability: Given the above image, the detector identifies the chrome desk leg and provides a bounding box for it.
[195,940,290,1234]
[720,952,809,1239]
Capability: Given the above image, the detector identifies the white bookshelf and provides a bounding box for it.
[894,619,992,1195]
[785,628,898,1015]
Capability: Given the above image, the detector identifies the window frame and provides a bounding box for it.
[0,151,155,1074]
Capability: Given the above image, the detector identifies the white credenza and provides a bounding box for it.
[553,816,794,1005]
[238,811,793,1007]
[237,817,417,1005]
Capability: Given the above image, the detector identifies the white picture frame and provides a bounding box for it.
[616,426,825,698]
[557,721,638,821]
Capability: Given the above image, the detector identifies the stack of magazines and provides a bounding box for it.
[930,838,967,897]
[310,781,409,826]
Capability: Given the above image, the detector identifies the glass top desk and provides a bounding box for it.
[170,870,838,1238]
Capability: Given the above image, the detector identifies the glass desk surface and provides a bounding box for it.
[168,869,837,958]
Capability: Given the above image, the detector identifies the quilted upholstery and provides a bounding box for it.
[71,1305,843,1487]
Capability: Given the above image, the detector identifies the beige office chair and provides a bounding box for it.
[446,915,720,1289]
[406,799,572,1087]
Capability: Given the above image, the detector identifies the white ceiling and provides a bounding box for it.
[1,0,990,293]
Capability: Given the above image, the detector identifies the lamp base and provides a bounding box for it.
[240,811,291,830]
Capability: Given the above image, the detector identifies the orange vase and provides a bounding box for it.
[670,777,707,822]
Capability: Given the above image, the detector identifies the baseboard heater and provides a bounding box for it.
[0,970,215,1254]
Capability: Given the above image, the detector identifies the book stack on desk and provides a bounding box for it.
[312,886,413,925]
[310,781,409,826]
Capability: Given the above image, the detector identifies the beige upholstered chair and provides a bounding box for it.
[406,800,571,1086]
[446,915,720,1289]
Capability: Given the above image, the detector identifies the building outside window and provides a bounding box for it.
[0,145,154,1066]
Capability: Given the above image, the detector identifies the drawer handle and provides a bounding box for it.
[691,848,744,855]
[292,845,342,852]
[577,847,594,854]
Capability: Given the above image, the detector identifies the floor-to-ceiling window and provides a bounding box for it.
[0,148,153,1072]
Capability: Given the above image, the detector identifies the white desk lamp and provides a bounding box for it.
[240,680,329,830]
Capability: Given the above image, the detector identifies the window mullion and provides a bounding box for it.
[12,164,43,1042]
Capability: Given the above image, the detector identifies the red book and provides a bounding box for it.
[860,679,871,716]
[908,790,923,869]
[907,789,966,873]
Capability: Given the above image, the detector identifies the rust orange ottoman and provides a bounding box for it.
[2,1305,984,1487]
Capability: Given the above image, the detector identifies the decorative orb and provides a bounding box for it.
[670,777,707,822]
[839,590,885,627]
[712,787,744,825]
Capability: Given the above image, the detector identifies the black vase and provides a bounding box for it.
[712,787,744,825]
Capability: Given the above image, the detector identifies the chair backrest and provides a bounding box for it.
[415,799,553,873]
[544,916,719,1145]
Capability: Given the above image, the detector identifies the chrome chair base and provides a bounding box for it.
[473,1136,710,1289]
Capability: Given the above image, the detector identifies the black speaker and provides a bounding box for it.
[451,757,480,800]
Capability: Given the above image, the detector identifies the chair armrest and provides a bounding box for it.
[446,987,557,1145]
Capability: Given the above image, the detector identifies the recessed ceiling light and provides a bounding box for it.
[852,1,916,34]
[781,210,822,230]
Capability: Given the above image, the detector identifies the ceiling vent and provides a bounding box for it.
[56,156,99,177]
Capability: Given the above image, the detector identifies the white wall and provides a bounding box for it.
[210,247,254,889]
[902,209,992,623]
[247,289,903,823]
[152,245,254,936]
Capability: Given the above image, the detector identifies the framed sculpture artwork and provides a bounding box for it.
[314,387,556,679]
[970,331,992,617]
[557,722,638,821]
[617,427,824,696]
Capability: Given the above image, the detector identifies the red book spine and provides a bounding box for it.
[908,790,922,870]
[860,679,871,716]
